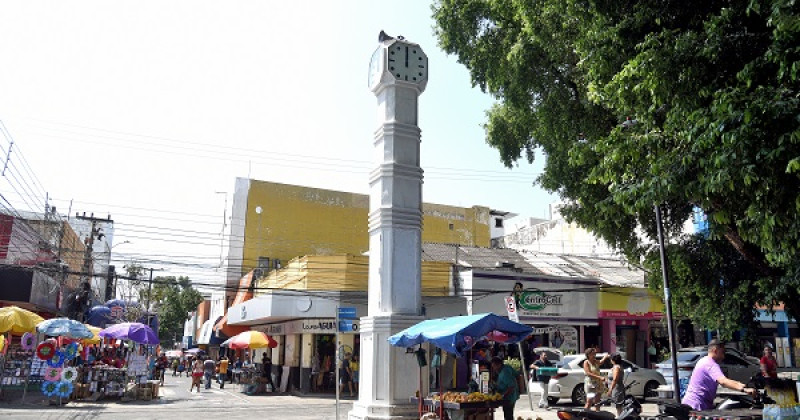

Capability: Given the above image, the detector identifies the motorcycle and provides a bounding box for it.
[658,375,775,420]
[556,382,642,420]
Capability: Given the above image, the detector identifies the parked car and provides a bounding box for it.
[527,353,666,405]
[655,347,760,390]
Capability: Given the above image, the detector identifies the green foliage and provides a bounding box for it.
[433,0,800,335]
[146,276,204,344]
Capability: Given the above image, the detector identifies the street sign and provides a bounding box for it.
[337,307,357,320]
[338,320,358,333]
[504,296,519,322]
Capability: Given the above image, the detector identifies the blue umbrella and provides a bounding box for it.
[388,313,533,356]
[86,306,112,327]
[37,318,94,339]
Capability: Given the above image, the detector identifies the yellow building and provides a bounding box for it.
[226,178,497,286]
[256,254,451,296]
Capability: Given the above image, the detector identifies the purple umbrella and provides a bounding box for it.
[99,322,159,345]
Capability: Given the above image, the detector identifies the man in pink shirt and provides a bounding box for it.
[682,340,756,410]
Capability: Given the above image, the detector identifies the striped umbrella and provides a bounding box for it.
[221,331,277,349]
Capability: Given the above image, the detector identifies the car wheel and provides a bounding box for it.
[643,380,659,400]
[548,397,559,405]
[571,385,586,405]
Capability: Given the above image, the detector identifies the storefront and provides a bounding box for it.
[597,287,664,367]
[227,292,366,394]
[461,269,600,365]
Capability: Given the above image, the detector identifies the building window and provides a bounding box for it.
[495,218,503,228]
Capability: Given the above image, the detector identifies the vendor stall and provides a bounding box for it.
[0,307,46,401]
[388,313,534,420]
[221,330,277,394]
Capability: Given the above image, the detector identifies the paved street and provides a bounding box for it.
[0,373,668,420]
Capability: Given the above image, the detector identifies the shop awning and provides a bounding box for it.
[197,316,223,345]
[214,314,248,337]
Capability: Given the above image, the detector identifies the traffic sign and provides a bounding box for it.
[505,296,519,322]
[337,307,357,320]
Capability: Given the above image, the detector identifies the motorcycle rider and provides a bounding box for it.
[682,339,757,410]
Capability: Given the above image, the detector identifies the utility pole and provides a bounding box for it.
[146,267,154,319]
[75,213,112,321]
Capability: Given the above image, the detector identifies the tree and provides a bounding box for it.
[432,0,800,337]
[145,276,204,344]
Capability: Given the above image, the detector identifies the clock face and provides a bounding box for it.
[368,47,384,88]
[388,42,428,83]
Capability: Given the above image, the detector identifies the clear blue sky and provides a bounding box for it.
[0,1,555,285]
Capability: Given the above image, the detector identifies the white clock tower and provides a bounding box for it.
[349,33,428,420]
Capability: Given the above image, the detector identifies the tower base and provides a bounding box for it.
[348,315,427,420]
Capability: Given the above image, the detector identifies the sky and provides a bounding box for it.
[0,1,556,288]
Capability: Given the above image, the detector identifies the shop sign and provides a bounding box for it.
[518,290,563,311]
[598,287,663,319]
[302,319,337,332]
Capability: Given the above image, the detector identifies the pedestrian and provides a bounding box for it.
[607,354,626,415]
[647,342,658,368]
[157,353,168,385]
[262,352,274,392]
[760,345,778,379]
[530,351,554,408]
[203,356,216,390]
[217,355,229,389]
[490,357,519,420]
[583,347,609,411]
[310,352,320,392]
[350,354,359,394]
[340,352,354,397]
[172,358,179,376]
[190,357,203,393]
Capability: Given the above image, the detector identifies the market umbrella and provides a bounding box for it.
[37,317,94,339]
[0,306,45,334]
[85,305,112,327]
[221,330,277,349]
[387,313,533,357]
[81,325,102,345]
[165,350,183,358]
[184,348,203,354]
[99,322,159,345]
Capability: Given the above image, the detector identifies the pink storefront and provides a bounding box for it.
[598,287,664,368]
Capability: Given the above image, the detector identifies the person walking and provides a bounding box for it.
[607,354,626,415]
[203,356,216,390]
[530,351,554,408]
[339,352,354,397]
[190,357,203,393]
[490,357,519,420]
[583,347,609,411]
[217,356,229,389]
[172,358,179,376]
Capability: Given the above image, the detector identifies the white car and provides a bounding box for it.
[527,353,666,405]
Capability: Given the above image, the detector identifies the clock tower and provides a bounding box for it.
[349,33,428,420]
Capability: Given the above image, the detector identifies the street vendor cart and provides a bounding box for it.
[411,394,502,420]
[388,313,534,420]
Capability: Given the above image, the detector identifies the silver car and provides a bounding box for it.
[527,353,666,405]
[655,348,760,390]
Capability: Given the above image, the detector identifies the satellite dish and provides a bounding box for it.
[255,206,263,214]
